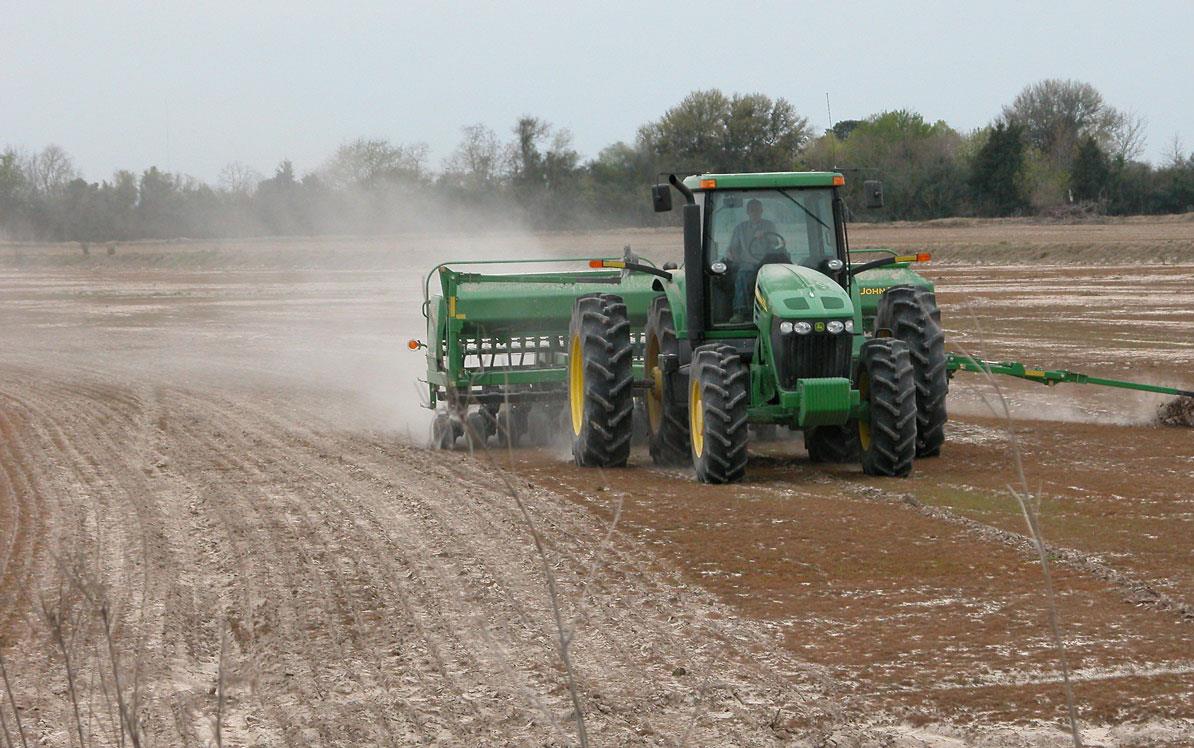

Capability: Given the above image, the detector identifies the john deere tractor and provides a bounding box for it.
[416,171,1193,479]
[568,171,947,482]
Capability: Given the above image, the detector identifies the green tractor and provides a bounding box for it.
[414,170,1192,480]
[568,171,947,482]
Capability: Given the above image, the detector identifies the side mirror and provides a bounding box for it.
[863,180,884,209]
[651,184,673,213]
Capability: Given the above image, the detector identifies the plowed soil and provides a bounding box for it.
[2,219,1192,746]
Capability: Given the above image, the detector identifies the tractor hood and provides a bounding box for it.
[754,264,852,320]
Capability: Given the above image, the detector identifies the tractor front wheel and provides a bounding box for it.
[875,285,948,457]
[644,295,690,465]
[857,338,917,477]
[689,344,749,483]
[568,293,634,467]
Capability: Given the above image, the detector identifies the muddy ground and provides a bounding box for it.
[1,218,1192,746]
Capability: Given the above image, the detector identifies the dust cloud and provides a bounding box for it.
[0,220,681,441]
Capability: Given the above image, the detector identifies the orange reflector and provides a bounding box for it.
[917,252,931,262]
[589,259,604,268]
[699,179,717,189]
[407,339,420,350]
[832,175,846,186]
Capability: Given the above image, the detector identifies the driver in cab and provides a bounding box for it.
[726,198,784,323]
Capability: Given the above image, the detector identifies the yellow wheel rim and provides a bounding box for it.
[645,332,662,433]
[690,378,704,457]
[569,334,584,435]
[858,368,872,451]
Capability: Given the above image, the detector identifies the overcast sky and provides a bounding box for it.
[4,1,1192,183]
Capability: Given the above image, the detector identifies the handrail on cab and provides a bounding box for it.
[847,247,900,258]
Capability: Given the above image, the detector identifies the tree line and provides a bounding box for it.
[2,79,1192,242]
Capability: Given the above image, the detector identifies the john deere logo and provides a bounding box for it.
[859,287,888,296]
[815,322,826,332]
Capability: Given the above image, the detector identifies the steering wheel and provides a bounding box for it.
[746,232,787,261]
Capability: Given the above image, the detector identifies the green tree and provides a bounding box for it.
[831,119,863,140]
[1070,135,1110,203]
[582,141,657,226]
[0,148,31,236]
[638,89,810,173]
[809,110,965,219]
[505,116,581,227]
[969,121,1028,216]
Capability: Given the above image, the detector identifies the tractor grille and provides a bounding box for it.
[772,326,852,390]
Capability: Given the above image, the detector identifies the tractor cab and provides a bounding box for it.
[696,180,848,327]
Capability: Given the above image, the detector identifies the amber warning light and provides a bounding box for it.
[407,339,423,350]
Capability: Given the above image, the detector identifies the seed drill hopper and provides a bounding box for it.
[417,257,659,449]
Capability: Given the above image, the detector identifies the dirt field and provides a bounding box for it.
[1,217,1192,746]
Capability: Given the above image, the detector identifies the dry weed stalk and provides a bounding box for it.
[214,628,227,748]
[462,409,590,748]
[956,320,1082,748]
[0,647,30,748]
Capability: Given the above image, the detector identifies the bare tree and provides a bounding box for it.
[1164,134,1186,167]
[1109,110,1147,162]
[217,161,263,195]
[1002,79,1122,166]
[22,144,78,197]
[442,124,503,191]
[322,138,430,189]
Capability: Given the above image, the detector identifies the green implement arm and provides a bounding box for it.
[946,353,1194,398]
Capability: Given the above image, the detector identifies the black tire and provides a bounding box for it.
[431,413,455,450]
[568,293,634,467]
[496,404,527,447]
[805,424,860,463]
[689,344,749,484]
[857,338,917,477]
[875,286,948,457]
[644,296,690,465]
[465,410,492,450]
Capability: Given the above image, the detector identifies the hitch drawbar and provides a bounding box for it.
[946,353,1194,399]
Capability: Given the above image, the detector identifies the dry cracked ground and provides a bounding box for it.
[1,218,1193,746]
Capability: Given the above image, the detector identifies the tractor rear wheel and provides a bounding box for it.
[805,424,860,463]
[689,344,749,483]
[644,296,690,465]
[568,293,634,467]
[875,285,948,457]
[857,338,917,477]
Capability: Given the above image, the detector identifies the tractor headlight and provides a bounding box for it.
[792,321,812,335]
[779,321,794,334]
[844,319,855,333]
[826,320,845,334]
